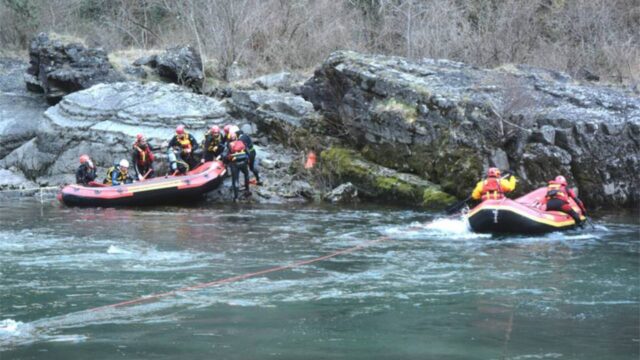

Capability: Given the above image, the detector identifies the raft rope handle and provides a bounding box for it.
[89,235,390,312]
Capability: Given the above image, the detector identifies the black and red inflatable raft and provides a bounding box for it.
[58,161,226,207]
[466,187,586,234]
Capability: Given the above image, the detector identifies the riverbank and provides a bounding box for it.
[1,34,638,209]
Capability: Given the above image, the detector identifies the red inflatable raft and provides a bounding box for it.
[465,187,586,234]
[58,161,226,207]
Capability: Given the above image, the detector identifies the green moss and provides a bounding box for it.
[422,187,456,209]
[321,146,455,207]
[375,98,417,124]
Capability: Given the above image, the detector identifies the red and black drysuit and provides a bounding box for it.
[222,138,250,201]
[132,142,155,179]
[238,131,261,185]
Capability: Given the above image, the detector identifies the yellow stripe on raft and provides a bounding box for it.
[467,204,576,228]
[125,180,184,193]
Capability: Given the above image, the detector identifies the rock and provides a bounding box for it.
[230,90,320,144]
[156,46,204,90]
[123,66,147,79]
[302,51,640,208]
[133,55,158,68]
[1,81,229,183]
[324,182,358,204]
[0,60,48,159]
[253,72,305,92]
[0,168,38,190]
[24,33,125,104]
[321,147,455,208]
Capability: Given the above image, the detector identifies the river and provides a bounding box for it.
[0,199,638,359]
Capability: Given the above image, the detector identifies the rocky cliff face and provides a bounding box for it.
[24,33,124,104]
[302,51,640,208]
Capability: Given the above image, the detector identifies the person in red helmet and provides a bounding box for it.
[75,154,96,185]
[168,125,199,169]
[471,167,517,201]
[131,134,155,180]
[543,175,586,227]
[202,125,226,162]
[221,131,250,201]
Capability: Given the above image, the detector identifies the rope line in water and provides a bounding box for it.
[89,235,390,312]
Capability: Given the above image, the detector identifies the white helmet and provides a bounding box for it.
[119,159,130,168]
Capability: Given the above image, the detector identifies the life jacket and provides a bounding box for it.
[207,133,222,153]
[176,133,192,152]
[545,181,569,202]
[228,140,248,163]
[133,143,154,166]
[104,166,128,186]
[480,177,504,200]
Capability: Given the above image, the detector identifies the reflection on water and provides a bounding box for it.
[0,200,638,359]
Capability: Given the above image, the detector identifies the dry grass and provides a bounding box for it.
[0,0,637,84]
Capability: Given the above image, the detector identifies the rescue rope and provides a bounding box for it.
[88,235,390,312]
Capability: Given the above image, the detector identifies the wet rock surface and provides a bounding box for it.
[302,51,640,208]
[24,33,124,104]
[323,182,358,204]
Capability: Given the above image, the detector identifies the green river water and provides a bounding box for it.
[0,199,638,359]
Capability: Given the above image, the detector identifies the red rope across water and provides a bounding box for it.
[88,236,390,312]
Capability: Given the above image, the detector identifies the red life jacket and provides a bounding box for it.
[133,144,154,166]
[545,181,569,202]
[228,140,248,162]
[481,177,504,200]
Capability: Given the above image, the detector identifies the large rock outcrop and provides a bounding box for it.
[149,46,204,90]
[302,51,640,208]
[24,33,124,104]
[1,81,229,185]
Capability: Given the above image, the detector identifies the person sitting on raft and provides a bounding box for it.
[168,125,199,169]
[471,167,517,201]
[222,131,250,201]
[104,159,133,186]
[75,154,96,185]
[202,125,225,162]
[132,134,155,180]
[542,175,586,227]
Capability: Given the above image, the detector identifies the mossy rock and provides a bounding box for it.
[321,146,454,207]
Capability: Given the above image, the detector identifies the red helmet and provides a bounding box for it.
[487,167,501,178]
[79,154,91,164]
[176,125,185,135]
[210,125,220,134]
[229,131,238,141]
[223,124,231,134]
[136,134,146,144]
[555,175,567,187]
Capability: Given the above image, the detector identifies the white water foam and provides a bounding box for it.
[384,217,490,241]
[107,245,133,254]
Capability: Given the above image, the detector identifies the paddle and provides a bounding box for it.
[139,168,152,181]
[445,195,472,215]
